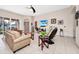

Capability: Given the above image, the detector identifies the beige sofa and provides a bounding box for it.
[4,30,31,53]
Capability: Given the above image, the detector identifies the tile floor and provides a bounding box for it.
[0,33,79,54]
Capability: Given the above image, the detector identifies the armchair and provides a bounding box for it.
[5,30,31,53]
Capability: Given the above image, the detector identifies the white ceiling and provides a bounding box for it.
[0,5,70,16]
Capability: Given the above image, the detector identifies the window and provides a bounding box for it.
[4,17,10,30]
[11,19,19,30]
[0,16,19,31]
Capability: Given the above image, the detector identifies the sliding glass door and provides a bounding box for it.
[0,16,19,33]
[4,18,19,31]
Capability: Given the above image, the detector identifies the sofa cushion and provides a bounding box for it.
[14,34,31,43]
[7,30,21,39]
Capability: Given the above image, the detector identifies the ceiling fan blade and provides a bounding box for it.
[31,6,36,13]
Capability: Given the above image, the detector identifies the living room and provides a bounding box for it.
[0,5,79,54]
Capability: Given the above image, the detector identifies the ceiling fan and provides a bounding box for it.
[26,5,36,13]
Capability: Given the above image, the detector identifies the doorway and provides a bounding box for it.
[24,22,29,34]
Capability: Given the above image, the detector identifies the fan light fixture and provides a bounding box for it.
[26,5,36,13]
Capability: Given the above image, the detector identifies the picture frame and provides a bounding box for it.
[51,18,56,24]
[40,20,48,27]
[58,20,64,25]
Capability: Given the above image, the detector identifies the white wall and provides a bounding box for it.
[34,6,75,37]
[76,5,79,11]
[19,19,24,30]
[75,5,79,46]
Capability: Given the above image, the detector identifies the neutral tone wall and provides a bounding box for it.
[34,6,75,37]
[76,5,79,11]
[0,9,32,32]
[75,5,79,46]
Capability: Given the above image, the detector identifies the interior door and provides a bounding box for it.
[24,22,29,34]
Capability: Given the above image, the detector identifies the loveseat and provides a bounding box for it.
[4,30,31,53]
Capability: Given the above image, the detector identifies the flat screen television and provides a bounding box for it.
[40,20,48,27]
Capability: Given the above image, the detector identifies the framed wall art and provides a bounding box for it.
[58,20,64,25]
[51,18,56,24]
[40,20,48,27]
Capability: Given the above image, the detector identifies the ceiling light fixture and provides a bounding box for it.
[26,5,36,13]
